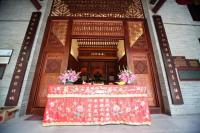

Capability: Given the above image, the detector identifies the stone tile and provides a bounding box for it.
[1,115,200,133]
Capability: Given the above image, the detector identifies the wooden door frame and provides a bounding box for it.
[124,19,164,113]
[27,17,73,115]
[26,18,51,114]
[144,20,164,113]
[27,17,164,115]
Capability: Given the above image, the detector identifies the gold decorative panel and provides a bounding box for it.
[72,20,124,37]
[77,38,119,48]
[51,0,144,19]
[47,20,68,47]
[127,21,144,48]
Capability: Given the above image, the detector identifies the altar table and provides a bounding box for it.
[43,85,151,126]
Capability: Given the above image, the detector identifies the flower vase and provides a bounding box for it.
[127,80,132,85]
[66,81,74,85]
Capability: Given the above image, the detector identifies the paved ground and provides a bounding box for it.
[0,114,200,133]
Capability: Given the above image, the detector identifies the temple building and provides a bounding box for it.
[0,0,200,119]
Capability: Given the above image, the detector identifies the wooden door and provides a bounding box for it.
[28,19,163,115]
[34,53,65,107]
[125,21,163,113]
[27,20,70,115]
[129,52,157,106]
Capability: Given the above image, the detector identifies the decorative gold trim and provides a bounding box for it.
[50,0,144,19]
[72,20,124,37]
[127,22,144,47]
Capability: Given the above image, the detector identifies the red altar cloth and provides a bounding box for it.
[43,85,151,126]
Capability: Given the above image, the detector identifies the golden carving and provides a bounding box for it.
[18,63,23,67]
[127,22,143,47]
[47,20,68,47]
[51,0,144,19]
[9,96,15,100]
[176,95,180,100]
[77,38,118,48]
[173,82,176,86]
[11,89,16,93]
[72,20,124,37]
[26,36,30,40]
[14,75,20,79]
[17,69,21,73]
[13,82,18,86]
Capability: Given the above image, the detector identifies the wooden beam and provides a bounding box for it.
[150,0,157,5]
[31,0,42,10]
[152,0,166,13]
[153,15,184,105]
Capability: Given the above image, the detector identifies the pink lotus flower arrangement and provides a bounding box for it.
[118,68,136,84]
[59,69,80,84]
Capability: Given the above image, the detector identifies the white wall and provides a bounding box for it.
[0,0,53,116]
[142,0,200,115]
[19,0,53,116]
[0,0,35,106]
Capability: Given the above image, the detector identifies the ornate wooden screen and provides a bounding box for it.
[125,21,163,112]
[28,19,164,114]
[72,20,124,37]
[27,20,70,114]
[51,0,144,19]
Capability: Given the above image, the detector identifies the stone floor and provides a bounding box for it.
[0,114,200,133]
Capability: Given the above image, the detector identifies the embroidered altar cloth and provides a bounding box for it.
[43,85,151,126]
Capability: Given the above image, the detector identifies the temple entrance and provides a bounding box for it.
[68,38,125,84]
[27,19,163,115]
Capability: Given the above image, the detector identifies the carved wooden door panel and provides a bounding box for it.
[129,52,157,106]
[27,20,69,114]
[126,21,162,112]
[34,53,64,107]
